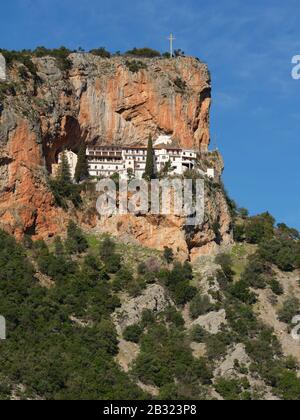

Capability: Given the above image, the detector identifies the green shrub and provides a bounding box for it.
[37,252,75,282]
[0,82,16,101]
[189,294,214,319]
[104,254,122,274]
[205,332,231,360]
[112,267,134,291]
[163,307,185,328]
[125,47,161,58]
[215,253,235,281]
[89,47,111,58]
[127,278,146,297]
[215,378,243,400]
[163,247,174,264]
[277,297,300,324]
[233,223,245,242]
[137,262,147,275]
[160,262,196,305]
[245,212,275,244]
[241,254,270,289]
[34,46,72,71]
[276,370,300,400]
[54,236,64,255]
[133,324,200,393]
[65,221,88,254]
[140,309,156,328]
[190,325,208,343]
[125,60,147,73]
[228,280,257,305]
[173,282,197,305]
[269,278,284,296]
[259,237,298,272]
[99,237,121,273]
[192,358,213,385]
[174,77,187,92]
[123,324,144,343]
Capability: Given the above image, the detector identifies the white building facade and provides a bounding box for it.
[52,150,78,180]
[0,53,6,81]
[86,146,214,179]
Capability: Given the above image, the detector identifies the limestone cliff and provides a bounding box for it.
[0,53,232,255]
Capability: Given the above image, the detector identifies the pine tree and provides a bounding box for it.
[143,135,155,180]
[58,150,72,184]
[65,220,88,254]
[75,142,89,183]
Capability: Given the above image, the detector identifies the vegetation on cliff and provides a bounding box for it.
[49,151,82,209]
[0,203,299,400]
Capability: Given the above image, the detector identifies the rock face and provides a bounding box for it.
[94,166,233,260]
[113,284,173,332]
[0,54,212,238]
[191,310,227,335]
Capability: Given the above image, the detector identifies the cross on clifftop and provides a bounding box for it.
[168,33,176,58]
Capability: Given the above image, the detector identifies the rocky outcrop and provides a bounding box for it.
[94,177,233,260]
[191,310,227,335]
[113,284,173,332]
[0,120,66,238]
[214,344,250,378]
[0,53,213,239]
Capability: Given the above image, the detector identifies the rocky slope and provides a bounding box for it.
[0,53,232,257]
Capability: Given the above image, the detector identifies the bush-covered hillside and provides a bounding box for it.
[0,207,300,400]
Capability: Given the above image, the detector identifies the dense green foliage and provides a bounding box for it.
[99,236,122,273]
[231,202,300,273]
[163,247,174,264]
[49,150,82,209]
[0,49,38,75]
[0,82,16,101]
[277,297,300,324]
[211,224,300,400]
[158,262,197,305]
[189,294,214,319]
[143,135,155,181]
[89,47,111,58]
[174,77,187,92]
[125,47,161,58]
[125,59,147,73]
[133,323,213,396]
[0,188,300,400]
[0,229,146,400]
[0,47,72,72]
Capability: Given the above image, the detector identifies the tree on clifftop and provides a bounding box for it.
[75,142,89,183]
[143,135,155,181]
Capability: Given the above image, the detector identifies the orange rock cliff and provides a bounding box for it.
[0,53,232,257]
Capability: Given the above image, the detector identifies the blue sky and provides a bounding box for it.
[1,0,300,228]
